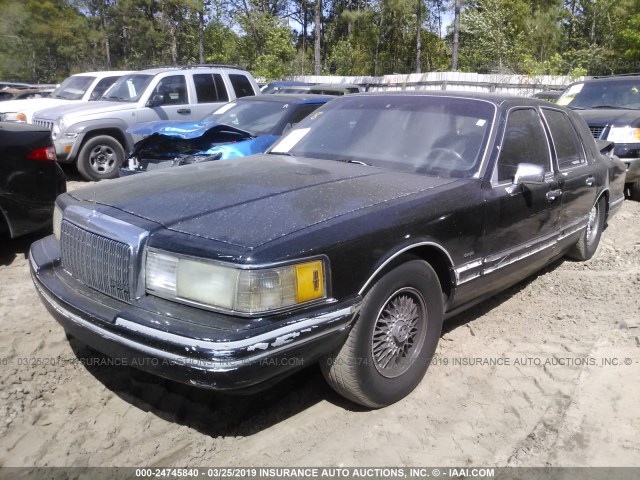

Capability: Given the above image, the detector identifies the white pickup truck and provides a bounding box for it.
[32,65,260,180]
[0,71,131,123]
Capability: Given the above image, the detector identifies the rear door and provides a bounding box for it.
[191,73,230,119]
[541,107,599,233]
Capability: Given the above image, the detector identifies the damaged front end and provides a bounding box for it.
[120,123,270,176]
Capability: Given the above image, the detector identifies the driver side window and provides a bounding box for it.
[152,75,187,105]
[495,108,551,184]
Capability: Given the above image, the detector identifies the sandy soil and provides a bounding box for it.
[0,180,638,468]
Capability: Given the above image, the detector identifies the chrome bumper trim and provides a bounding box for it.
[34,278,355,372]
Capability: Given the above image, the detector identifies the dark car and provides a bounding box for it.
[120,95,332,176]
[532,90,563,102]
[558,75,640,200]
[1,123,66,238]
[0,87,52,102]
[261,81,314,94]
[30,92,625,408]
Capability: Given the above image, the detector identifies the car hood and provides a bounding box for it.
[33,101,131,121]
[0,98,80,116]
[69,155,457,249]
[576,109,640,126]
[128,120,239,139]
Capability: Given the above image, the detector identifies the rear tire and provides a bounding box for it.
[320,260,443,408]
[567,197,606,261]
[77,135,125,181]
[626,180,640,201]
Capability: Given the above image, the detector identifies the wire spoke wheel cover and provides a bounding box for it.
[320,259,443,407]
[371,287,427,378]
[585,202,600,247]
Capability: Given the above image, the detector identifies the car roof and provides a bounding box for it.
[236,94,334,105]
[71,71,132,76]
[585,74,640,82]
[314,83,360,89]
[137,66,250,75]
[265,81,312,87]
[352,90,556,107]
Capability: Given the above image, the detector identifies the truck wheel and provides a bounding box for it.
[320,260,443,408]
[627,180,640,201]
[77,135,125,181]
[567,197,605,261]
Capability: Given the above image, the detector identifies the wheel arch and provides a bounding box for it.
[78,128,129,154]
[596,188,610,222]
[357,242,455,301]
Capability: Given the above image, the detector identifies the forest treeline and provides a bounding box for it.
[1,0,639,82]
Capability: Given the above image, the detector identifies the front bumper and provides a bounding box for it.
[54,133,85,164]
[30,236,358,391]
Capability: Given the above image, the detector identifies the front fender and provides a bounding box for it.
[66,118,135,152]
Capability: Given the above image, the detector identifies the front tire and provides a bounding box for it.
[77,135,125,181]
[320,260,444,408]
[567,196,606,261]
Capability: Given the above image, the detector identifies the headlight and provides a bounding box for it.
[145,249,327,315]
[53,204,62,241]
[2,112,26,122]
[607,126,640,143]
[52,118,64,141]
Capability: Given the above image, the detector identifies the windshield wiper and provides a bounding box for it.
[331,158,371,166]
[268,151,293,156]
[102,95,126,102]
[591,105,637,110]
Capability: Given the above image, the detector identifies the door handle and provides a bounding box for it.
[546,189,563,201]
[177,108,191,114]
[586,176,595,186]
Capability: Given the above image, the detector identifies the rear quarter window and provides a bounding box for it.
[229,74,256,98]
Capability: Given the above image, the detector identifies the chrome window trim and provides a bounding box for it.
[540,107,589,171]
[491,106,555,187]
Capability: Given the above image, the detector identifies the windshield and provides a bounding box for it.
[205,100,294,135]
[102,74,153,102]
[50,76,95,100]
[558,79,640,110]
[269,95,495,179]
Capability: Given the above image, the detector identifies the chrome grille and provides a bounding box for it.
[589,126,606,139]
[33,119,54,131]
[60,221,132,302]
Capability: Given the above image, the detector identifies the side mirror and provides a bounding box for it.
[147,94,164,108]
[595,139,615,156]
[513,163,545,185]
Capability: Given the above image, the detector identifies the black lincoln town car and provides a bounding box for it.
[30,92,625,407]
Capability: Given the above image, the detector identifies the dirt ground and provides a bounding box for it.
[0,179,639,468]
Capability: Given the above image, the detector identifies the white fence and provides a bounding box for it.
[292,72,581,96]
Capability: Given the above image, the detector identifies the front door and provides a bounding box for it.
[479,107,563,295]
